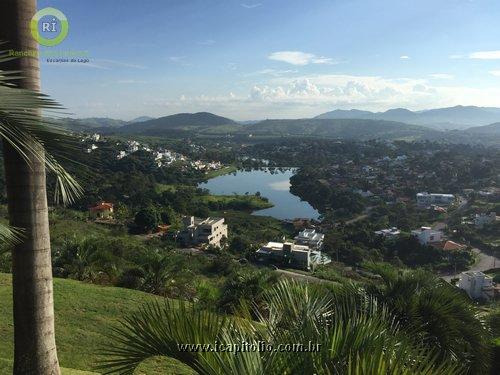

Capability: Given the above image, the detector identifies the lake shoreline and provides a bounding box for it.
[199,169,320,220]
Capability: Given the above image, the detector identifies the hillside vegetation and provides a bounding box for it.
[0,273,193,375]
[236,118,438,140]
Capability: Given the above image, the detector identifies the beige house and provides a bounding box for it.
[179,216,228,248]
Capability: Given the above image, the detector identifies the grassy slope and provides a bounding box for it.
[0,273,194,375]
[203,165,237,179]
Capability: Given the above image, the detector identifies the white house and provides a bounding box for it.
[116,151,127,160]
[294,229,325,249]
[374,227,401,238]
[256,242,331,270]
[410,226,444,245]
[416,192,455,207]
[178,216,228,248]
[473,212,497,228]
[458,271,494,300]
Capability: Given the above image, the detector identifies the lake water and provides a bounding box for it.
[199,169,320,220]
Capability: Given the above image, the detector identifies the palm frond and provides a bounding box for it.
[100,279,463,375]
[0,49,83,205]
[0,222,23,246]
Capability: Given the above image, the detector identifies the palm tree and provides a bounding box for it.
[100,280,459,374]
[0,1,82,373]
[366,267,490,374]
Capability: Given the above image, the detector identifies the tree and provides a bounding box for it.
[366,268,490,373]
[134,207,160,233]
[100,280,460,374]
[0,1,82,373]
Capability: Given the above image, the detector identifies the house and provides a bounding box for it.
[374,227,401,238]
[416,192,454,207]
[294,229,325,249]
[410,226,444,245]
[178,216,228,248]
[433,240,466,251]
[256,241,331,270]
[473,212,496,228]
[89,201,114,219]
[116,150,127,160]
[458,271,494,300]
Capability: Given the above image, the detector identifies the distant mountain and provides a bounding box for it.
[316,106,500,130]
[119,112,239,135]
[53,117,127,132]
[239,118,439,141]
[129,116,155,123]
[464,122,500,136]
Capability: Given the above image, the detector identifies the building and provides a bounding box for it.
[178,216,228,248]
[256,241,331,270]
[458,271,494,300]
[89,202,114,219]
[433,240,466,252]
[473,212,496,228]
[294,229,325,249]
[416,192,455,207]
[374,227,401,238]
[410,226,444,245]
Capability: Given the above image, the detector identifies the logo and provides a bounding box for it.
[30,7,69,47]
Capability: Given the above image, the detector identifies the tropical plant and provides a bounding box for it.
[365,266,490,374]
[0,1,83,372]
[100,279,460,374]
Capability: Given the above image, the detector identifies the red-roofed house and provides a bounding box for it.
[432,240,466,252]
[89,201,114,219]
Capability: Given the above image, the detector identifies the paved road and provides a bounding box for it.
[275,269,334,284]
[441,247,499,282]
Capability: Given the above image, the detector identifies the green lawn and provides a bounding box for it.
[198,194,273,211]
[0,273,195,374]
[204,165,237,179]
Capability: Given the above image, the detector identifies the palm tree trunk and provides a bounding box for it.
[0,1,61,374]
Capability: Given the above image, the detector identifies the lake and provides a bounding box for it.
[199,169,320,220]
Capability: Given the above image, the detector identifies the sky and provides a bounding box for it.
[36,0,500,120]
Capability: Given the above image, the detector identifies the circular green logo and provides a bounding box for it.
[30,7,69,47]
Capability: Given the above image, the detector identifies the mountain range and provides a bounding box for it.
[315,105,500,130]
[52,116,156,132]
[56,107,500,145]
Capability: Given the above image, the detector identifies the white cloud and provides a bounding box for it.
[429,73,454,80]
[101,73,500,120]
[489,70,500,76]
[168,56,186,62]
[245,68,298,77]
[241,3,262,8]
[469,50,500,59]
[268,51,334,66]
[400,55,410,59]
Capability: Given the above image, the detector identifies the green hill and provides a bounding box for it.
[119,112,240,135]
[238,118,439,140]
[0,273,194,375]
[464,122,500,136]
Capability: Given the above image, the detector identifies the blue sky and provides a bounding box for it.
[37,0,500,120]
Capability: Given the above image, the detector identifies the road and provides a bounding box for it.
[441,247,499,282]
[275,269,335,284]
